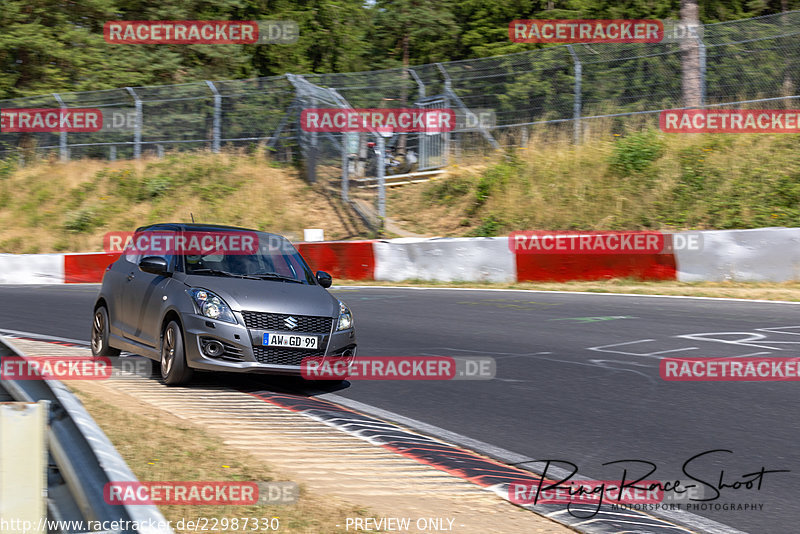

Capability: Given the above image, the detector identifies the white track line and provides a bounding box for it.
[332,285,800,304]
[0,328,89,346]
[320,393,749,534]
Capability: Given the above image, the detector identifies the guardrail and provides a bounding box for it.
[0,337,173,534]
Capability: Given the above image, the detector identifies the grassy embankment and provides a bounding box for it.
[0,152,366,253]
[1,125,798,261]
[389,128,800,236]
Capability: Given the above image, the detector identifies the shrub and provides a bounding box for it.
[609,130,664,175]
[423,175,472,205]
[470,214,504,236]
[145,176,173,198]
[64,208,95,233]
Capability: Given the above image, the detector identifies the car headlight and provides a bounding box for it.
[336,300,353,331]
[189,288,237,324]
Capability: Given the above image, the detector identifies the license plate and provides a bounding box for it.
[263,332,319,350]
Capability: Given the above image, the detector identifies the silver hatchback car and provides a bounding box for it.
[91,223,356,385]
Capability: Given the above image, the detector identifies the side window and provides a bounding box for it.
[124,233,140,264]
[125,230,175,269]
[145,230,175,270]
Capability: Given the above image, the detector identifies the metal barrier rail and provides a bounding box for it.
[0,337,173,534]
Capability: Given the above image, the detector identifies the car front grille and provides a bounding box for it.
[252,347,326,366]
[241,311,333,334]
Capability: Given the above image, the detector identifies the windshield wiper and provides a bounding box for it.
[249,272,303,283]
[188,268,260,280]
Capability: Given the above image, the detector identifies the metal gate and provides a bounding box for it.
[414,96,449,170]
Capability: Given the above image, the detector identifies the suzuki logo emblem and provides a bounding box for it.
[284,316,298,330]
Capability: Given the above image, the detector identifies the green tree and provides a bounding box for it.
[368,0,459,68]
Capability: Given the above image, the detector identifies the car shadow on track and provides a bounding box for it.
[136,366,348,399]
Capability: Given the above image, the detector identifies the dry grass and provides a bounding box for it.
[388,125,800,236]
[0,151,366,253]
[333,279,800,302]
[2,125,800,251]
[69,386,366,533]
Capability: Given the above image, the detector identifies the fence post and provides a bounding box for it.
[308,121,318,184]
[698,37,707,107]
[435,64,451,165]
[341,134,349,202]
[52,93,68,161]
[205,81,222,153]
[267,96,300,153]
[407,68,425,99]
[567,45,582,145]
[125,87,142,159]
[110,145,116,161]
[377,136,386,232]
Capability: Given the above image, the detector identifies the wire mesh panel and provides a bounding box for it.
[0,94,63,160]
[286,75,343,175]
[0,11,798,173]
[56,88,137,160]
[130,82,214,156]
[704,12,800,107]
[574,43,684,115]
[215,75,295,149]
[306,68,421,109]
[442,46,575,128]
[415,97,448,170]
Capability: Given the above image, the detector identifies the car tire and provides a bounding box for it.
[160,321,193,386]
[91,306,121,357]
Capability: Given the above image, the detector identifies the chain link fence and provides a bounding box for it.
[1,11,798,226]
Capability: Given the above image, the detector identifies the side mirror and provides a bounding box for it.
[139,256,171,276]
[316,271,332,288]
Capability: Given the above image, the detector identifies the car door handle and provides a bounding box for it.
[127,272,135,281]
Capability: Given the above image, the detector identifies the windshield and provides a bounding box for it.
[181,231,316,284]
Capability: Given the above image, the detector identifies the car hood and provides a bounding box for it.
[182,276,338,317]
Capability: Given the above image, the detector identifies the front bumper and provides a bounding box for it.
[182,312,356,375]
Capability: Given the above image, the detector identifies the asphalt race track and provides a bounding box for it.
[2,284,799,533]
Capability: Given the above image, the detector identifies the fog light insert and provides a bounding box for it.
[337,345,356,363]
[202,339,225,358]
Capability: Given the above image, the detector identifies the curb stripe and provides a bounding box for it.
[64,252,121,283]
[245,389,699,534]
[296,240,376,280]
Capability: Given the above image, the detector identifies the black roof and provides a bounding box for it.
[134,223,282,238]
